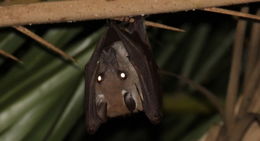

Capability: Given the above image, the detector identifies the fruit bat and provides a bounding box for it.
[85,16,161,133]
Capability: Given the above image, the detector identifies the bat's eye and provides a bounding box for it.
[119,71,127,80]
[97,74,103,83]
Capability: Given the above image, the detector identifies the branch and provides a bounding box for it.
[160,70,224,118]
[238,9,260,118]
[13,26,78,64]
[0,50,23,63]
[144,21,185,32]
[0,0,259,27]
[114,17,185,32]
[244,9,260,85]
[225,7,248,137]
[203,7,260,21]
[239,56,260,117]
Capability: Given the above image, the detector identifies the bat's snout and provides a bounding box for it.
[122,90,136,112]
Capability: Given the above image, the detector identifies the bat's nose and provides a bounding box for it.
[123,91,136,112]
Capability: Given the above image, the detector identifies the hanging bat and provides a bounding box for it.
[85,16,161,133]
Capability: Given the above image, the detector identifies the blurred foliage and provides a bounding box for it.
[0,5,246,141]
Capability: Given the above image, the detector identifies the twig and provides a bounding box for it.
[144,21,185,32]
[160,70,224,118]
[114,17,185,32]
[0,50,23,63]
[248,82,260,114]
[203,7,260,21]
[244,9,260,85]
[230,115,254,141]
[225,7,248,138]
[238,9,260,117]
[238,57,260,117]
[0,0,258,27]
[13,26,77,64]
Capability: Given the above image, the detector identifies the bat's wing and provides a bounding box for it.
[85,28,109,133]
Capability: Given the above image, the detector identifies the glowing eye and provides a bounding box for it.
[120,72,127,79]
[97,74,103,83]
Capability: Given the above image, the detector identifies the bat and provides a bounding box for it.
[85,16,161,133]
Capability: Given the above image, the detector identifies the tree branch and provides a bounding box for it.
[225,7,248,138]
[0,50,22,63]
[202,7,260,21]
[13,25,77,64]
[160,70,224,118]
[238,9,260,118]
[0,0,259,27]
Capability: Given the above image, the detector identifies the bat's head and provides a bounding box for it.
[94,41,144,120]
